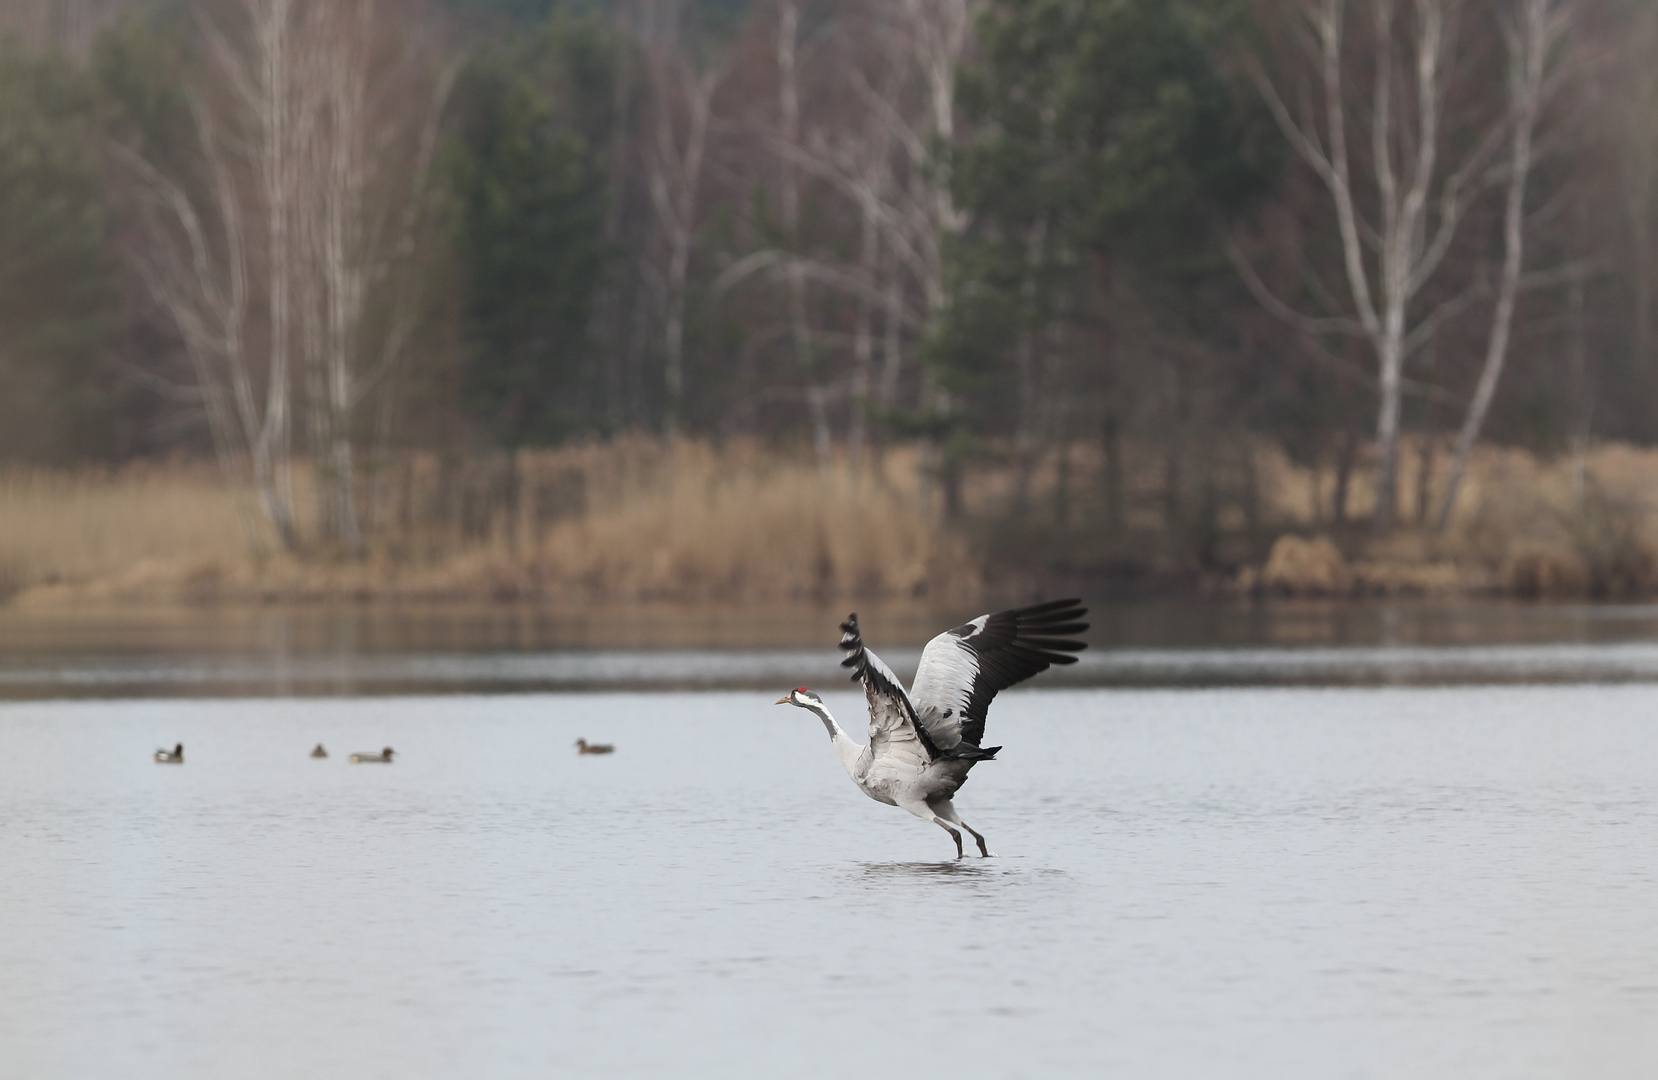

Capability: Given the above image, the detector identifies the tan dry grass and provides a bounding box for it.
[2,440,978,606]
[519,441,972,602]
[1249,441,1658,596]
[0,461,248,599]
[12,436,1658,606]
[1253,535,1351,594]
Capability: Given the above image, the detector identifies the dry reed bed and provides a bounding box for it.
[0,441,979,606]
[1249,442,1658,596]
[7,438,1658,606]
[971,434,1658,596]
[0,461,245,597]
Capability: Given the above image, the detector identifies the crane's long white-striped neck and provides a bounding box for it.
[801,700,866,779]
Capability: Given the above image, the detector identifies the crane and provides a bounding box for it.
[776,599,1088,858]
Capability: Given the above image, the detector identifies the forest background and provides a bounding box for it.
[2,0,1658,607]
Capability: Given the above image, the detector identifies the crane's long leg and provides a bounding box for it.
[899,798,963,859]
[930,797,993,857]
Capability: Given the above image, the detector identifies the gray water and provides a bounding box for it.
[17,598,1658,697]
[5,686,1657,1078]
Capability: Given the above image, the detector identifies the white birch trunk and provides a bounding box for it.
[775,0,829,474]
[1436,0,1566,529]
[646,56,719,444]
[848,198,878,479]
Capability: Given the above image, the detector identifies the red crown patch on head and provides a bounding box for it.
[797,687,809,693]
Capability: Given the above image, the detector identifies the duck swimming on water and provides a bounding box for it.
[349,747,395,763]
[310,743,328,758]
[153,743,184,764]
[574,739,614,755]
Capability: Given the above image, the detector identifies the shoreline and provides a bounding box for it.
[9,437,1658,608]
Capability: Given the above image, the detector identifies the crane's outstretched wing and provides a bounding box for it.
[909,599,1089,751]
[840,614,938,765]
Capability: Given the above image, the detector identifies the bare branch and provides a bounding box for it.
[1227,239,1366,338]
[1402,275,1488,357]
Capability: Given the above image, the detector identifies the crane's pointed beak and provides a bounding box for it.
[774,694,793,705]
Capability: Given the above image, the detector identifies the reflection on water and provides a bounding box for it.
[11,599,1658,696]
[3,687,1655,1078]
[21,641,1658,696]
[858,860,1006,878]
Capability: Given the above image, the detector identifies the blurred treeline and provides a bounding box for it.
[1,0,1655,576]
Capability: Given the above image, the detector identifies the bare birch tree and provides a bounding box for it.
[722,0,972,452]
[112,0,310,550]
[858,0,971,331]
[112,0,449,555]
[109,126,286,548]
[774,1,812,400]
[294,0,452,554]
[642,47,720,443]
[830,0,974,437]
[1434,0,1573,528]
[1242,0,1513,529]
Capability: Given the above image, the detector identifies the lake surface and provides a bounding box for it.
[15,598,1658,696]
[5,685,1657,1078]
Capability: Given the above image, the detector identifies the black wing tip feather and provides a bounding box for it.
[1013,599,1088,658]
[839,612,869,683]
[1015,597,1086,617]
[1005,599,1088,634]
